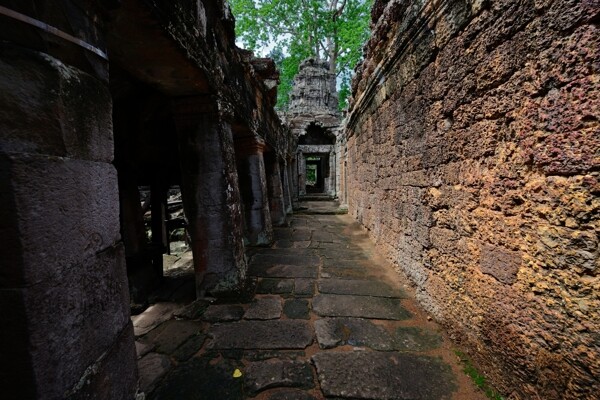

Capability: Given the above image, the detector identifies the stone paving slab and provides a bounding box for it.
[267,389,318,400]
[143,319,204,354]
[138,352,171,393]
[244,297,282,320]
[257,278,295,294]
[148,357,243,400]
[320,267,376,280]
[294,278,315,296]
[250,264,318,279]
[284,299,310,319]
[394,326,443,351]
[321,259,369,269]
[132,302,182,337]
[312,294,411,320]
[202,304,245,322]
[318,279,406,298]
[251,253,321,266]
[318,249,370,260]
[244,360,314,396]
[172,334,206,361]
[208,320,313,349]
[315,318,394,350]
[312,352,457,399]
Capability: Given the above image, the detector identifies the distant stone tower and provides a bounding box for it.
[288,58,339,115]
[285,58,343,200]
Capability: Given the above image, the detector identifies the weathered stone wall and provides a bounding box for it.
[0,8,137,398]
[345,1,599,398]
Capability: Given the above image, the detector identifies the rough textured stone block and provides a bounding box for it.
[312,294,411,320]
[208,320,313,349]
[0,47,113,162]
[0,154,121,287]
[312,352,456,399]
[244,360,314,396]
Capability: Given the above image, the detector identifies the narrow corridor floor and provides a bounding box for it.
[133,211,487,400]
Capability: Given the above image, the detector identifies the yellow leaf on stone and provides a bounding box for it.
[233,369,242,378]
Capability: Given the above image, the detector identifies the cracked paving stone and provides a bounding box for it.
[148,357,243,400]
[208,320,313,349]
[318,279,406,298]
[315,318,394,350]
[312,352,457,399]
[201,304,244,322]
[284,299,310,319]
[394,326,443,351]
[257,278,294,294]
[143,319,203,354]
[312,294,411,320]
[243,360,314,396]
[244,297,282,320]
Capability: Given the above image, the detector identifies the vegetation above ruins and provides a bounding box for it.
[230,0,372,110]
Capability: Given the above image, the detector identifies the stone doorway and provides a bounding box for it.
[305,155,329,193]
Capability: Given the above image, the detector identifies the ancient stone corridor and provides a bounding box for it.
[133,204,485,400]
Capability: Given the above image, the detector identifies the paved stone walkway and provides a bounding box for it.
[133,210,486,399]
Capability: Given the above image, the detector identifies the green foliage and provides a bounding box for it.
[454,351,505,400]
[230,0,372,110]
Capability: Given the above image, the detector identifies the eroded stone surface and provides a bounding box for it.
[257,278,294,294]
[284,299,310,320]
[138,352,171,393]
[143,319,203,354]
[202,304,245,322]
[268,389,317,400]
[132,303,183,337]
[318,279,405,298]
[315,318,394,350]
[312,294,411,320]
[394,327,443,351]
[250,264,318,279]
[208,320,313,349]
[312,352,456,399]
[243,360,314,396]
[172,334,206,361]
[244,297,282,320]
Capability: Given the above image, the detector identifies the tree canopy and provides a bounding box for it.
[230,0,372,110]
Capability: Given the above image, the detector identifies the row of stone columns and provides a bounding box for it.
[169,97,293,297]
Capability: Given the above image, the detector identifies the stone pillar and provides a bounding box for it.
[0,46,137,399]
[172,97,246,296]
[117,166,158,304]
[290,156,300,209]
[265,153,286,226]
[282,159,293,214]
[328,149,336,197]
[298,150,307,196]
[235,137,274,245]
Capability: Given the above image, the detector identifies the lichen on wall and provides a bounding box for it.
[345,0,599,398]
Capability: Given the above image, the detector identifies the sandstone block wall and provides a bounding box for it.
[345,1,599,398]
[0,43,137,400]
